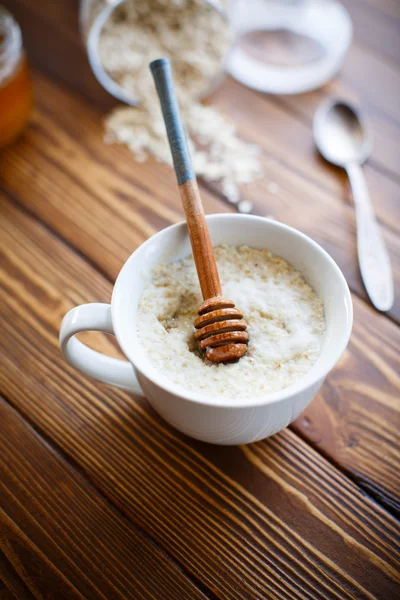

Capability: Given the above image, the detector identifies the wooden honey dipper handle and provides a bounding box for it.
[150,58,221,300]
[150,58,248,363]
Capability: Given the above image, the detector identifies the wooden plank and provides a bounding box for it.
[0,195,399,599]
[1,508,84,600]
[2,71,400,323]
[0,403,208,600]
[0,579,20,600]
[341,0,400,64]
[293,298,400,512]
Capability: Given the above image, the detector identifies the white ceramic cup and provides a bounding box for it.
[60,214,352,445]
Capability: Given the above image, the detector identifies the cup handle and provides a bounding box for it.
[59,303,144,395]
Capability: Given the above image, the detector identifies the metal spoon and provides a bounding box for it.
[313,98,393,312]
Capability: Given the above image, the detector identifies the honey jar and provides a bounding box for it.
[0,7,33,149]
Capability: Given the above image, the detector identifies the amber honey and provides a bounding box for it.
[0,10,33,149]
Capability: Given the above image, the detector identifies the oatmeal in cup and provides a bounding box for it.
[137,245,326,398]
[60,215,352,445]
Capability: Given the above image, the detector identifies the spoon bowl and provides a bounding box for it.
[313,99,372,166]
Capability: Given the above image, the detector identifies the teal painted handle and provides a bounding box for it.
[150,58,194,186]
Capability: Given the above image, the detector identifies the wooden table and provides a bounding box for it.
[1,1,399,598]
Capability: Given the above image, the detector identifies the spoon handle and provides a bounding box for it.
[346,162,394,311]
[150,58,222,300]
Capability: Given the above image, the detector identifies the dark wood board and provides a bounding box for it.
[0,398,208,599]
[0,0,399,596]
[0,196,399,599]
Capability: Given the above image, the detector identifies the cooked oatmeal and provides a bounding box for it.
[137,245,325,398]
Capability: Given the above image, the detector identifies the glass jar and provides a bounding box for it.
[0,6,33,149]
[79,0,232,105]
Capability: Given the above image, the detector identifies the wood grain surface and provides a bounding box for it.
[0,398,207,600]
[2,71,399,323]
[1,192,399,512]
[1,0,399,597]
[0,196,399,599]
[1,83,399,509]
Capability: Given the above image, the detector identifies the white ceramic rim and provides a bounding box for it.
[112,214,353,408]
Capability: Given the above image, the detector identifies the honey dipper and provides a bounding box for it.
[150,58,248,363]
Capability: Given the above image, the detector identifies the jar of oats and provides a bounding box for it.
[79,0,233,105]
[78,1,262,209]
